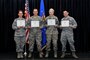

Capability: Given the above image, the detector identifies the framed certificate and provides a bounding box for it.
[61,20,69,27]
[47,19,56,26]
[31,21,40,27]
[17,20,25,27]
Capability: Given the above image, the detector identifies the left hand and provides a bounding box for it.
[69,25,73,28]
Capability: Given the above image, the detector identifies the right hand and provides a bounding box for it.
[45,25,49,27]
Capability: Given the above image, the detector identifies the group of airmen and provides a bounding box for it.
[12,8,78,59]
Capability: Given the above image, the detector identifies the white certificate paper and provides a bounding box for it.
[31,21,40,27]
[47,19,56,26]
[61,20,69,27]
[17,20,25,27]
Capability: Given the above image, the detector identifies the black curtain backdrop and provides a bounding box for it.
[0,0,90,52]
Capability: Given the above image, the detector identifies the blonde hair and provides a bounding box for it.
[49,8,54,12]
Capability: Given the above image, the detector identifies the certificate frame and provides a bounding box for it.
[61,20,69,27]
[17,20,25,27]
[47,19,56,26]
[31,21,40,27]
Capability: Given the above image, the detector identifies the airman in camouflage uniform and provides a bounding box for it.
[27,9,43,58]
[45,8,59,58]
[12,10,26,58]
[60,11,78,58]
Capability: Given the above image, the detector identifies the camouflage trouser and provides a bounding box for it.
[29,32,42,52]
[14,36,25,52]
[46,34,58,51]
[60,31,76,52]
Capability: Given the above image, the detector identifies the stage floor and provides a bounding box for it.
[0,52,90,60]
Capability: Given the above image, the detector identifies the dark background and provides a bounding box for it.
[0,0,90,53]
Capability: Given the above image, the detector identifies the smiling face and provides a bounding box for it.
[33,9,38,16]
[18,10,23,18]
[63,11,69,17]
